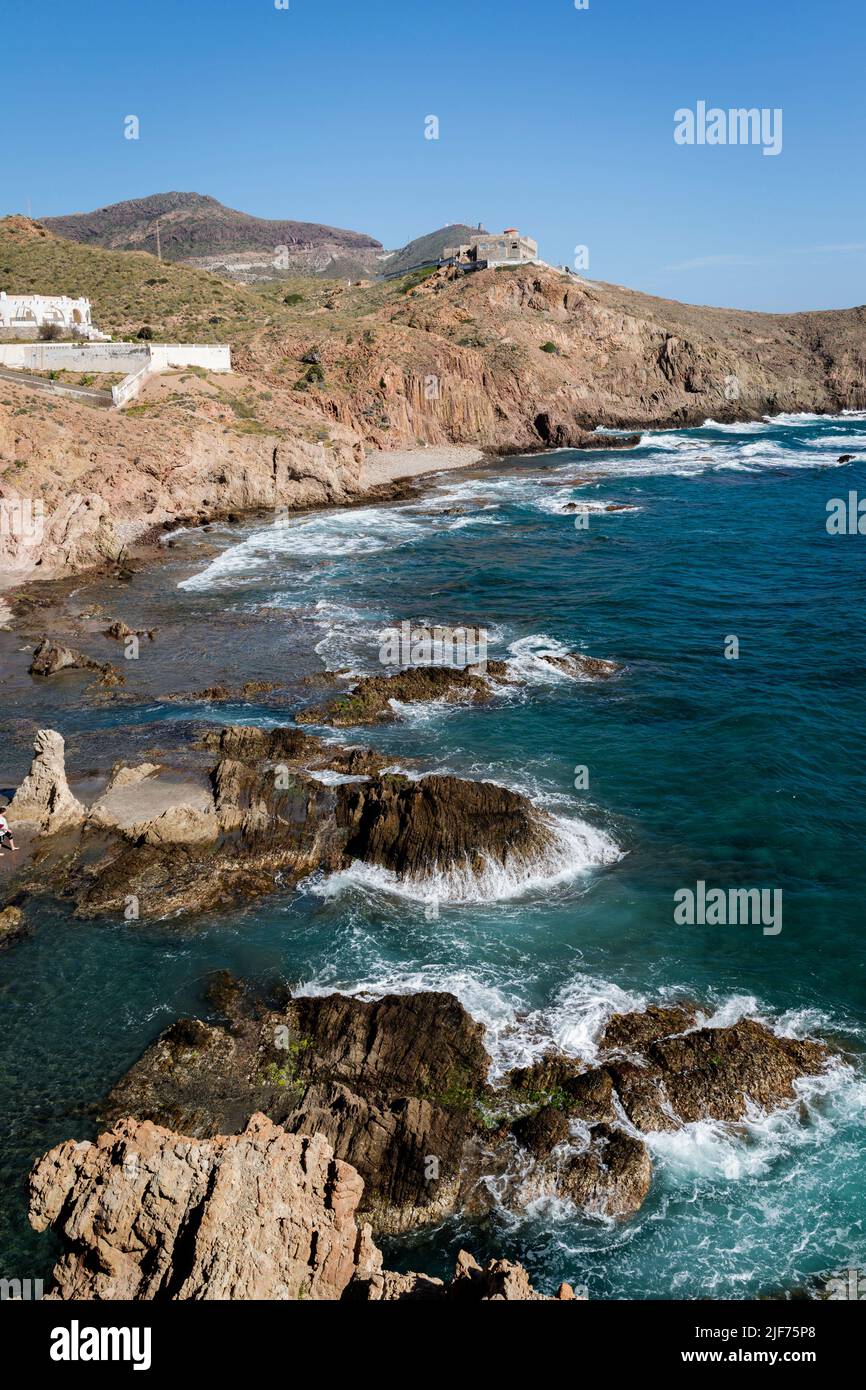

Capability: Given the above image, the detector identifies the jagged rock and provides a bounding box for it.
[335,772,557,882]
[507,1121,652,1219]
[512,1105,570,1157]
[508,1059,617,1127]
[135,805,221,846]
[539,652,622,680]
[29,1113,573,1302]
[358,1249,576,1301]
[296,664,510,727]
[552,1126,652,1216]
[7,729,86,834]
[96,979,837,1237]
[604,1017,828,1131]
[18,724,520,920]
[102,987,492,1237]
[28,638,102,677]
[601,1004,698,1052]
[198,723,320,763]
[104,762,161,791]
[103,620,155,642]
[0,906,27,948]
[29,1114,381,1300]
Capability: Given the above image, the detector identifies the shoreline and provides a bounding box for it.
[358,443,486,488]
[0,405,856,611]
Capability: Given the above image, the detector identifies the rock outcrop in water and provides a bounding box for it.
[336,774,559,884]
[98,981,832,1235]
[103,983,492,1235]
[296,664,510,727]
[600,1006,827,1129]
[3,724,565,922]
[28,638,123,687]
[296,654,621,727]
[28,1112,568,1301]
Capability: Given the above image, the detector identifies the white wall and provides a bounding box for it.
[0,341,231,407]
[148,344,232,373]
[0,343,148,373]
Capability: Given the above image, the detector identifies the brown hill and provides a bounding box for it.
[43,191,382,276]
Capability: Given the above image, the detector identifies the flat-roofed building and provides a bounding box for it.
[442,230,540,270]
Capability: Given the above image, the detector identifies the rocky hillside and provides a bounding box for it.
[378,223,488,278]
[42,191,383,278]
[1,217,864,586]
[39,193,487,282]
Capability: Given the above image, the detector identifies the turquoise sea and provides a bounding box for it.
[1,412,864,1298]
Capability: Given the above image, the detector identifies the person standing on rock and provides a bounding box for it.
[0,809,18,856]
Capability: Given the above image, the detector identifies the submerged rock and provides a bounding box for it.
[296,664,509,727]
[538,651,622,680]
[0,905,27,948]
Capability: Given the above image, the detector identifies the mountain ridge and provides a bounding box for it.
[40,192,488,282]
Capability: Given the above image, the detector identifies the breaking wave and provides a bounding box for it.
[308,808,621,909]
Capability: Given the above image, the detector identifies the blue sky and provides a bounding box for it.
[1,0,863,311]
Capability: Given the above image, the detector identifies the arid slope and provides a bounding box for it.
[1,218,864,585]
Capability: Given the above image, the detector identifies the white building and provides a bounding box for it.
[0,292,109,340]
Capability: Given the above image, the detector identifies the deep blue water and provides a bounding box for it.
[1,412,865,1298]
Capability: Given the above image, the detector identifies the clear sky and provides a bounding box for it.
[1,0,863,312]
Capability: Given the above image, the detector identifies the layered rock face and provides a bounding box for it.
[29,1114,566,1302]
[601,1007,827,1129]
[335,774,558,884]
[103,984,492,1235]
[100,981,831,1236]
[29,1115,380,1301]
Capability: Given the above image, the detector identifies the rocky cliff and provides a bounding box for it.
[29,1113,573,1301]
[2,218,864,588]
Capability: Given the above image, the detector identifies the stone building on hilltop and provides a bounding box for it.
[441,229,541,270]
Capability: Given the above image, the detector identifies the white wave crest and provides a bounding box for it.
[309,808,621,909]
